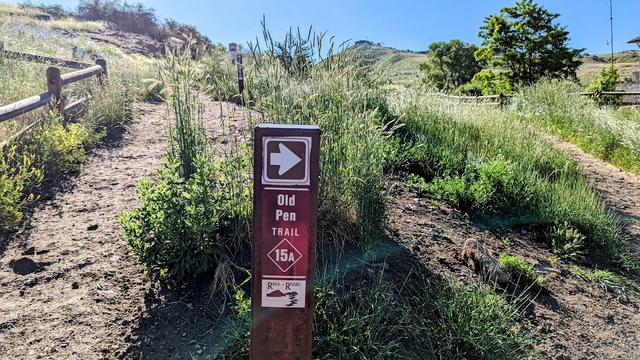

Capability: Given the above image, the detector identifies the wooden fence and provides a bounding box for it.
[427,91,640,108]
[0,44,107,147]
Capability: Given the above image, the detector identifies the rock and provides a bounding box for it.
[461,239,510,285]
[87,224,99,231]
[22,247,35,256]
[535,263,561,275]
[9,257,41,275]
[71,282,80,289]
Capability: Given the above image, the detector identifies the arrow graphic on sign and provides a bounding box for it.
[270,143,302,175]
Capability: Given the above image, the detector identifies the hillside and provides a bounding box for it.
[350,40,424,85]
[351,40,640,88]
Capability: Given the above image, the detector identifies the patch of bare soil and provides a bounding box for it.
[0,98,255,360]
[546,136,640,256]
[388,186,640,359]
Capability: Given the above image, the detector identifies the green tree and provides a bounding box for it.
[420,40,482,91]
[587,67,621,106]
[476,0,583,87]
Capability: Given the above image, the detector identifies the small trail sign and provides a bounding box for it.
[237,54,244,94]
[229,42,237,63]
[251,124,321,359]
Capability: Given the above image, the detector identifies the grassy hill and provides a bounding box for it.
[351,40,640,88]
[350,40,425,86]
[577,51,640,86]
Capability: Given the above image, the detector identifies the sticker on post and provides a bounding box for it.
[262,137,311,185]
[261,279,306,308]
[267,239,302,272]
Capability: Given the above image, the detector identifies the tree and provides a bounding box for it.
[476,0,583,87]
[419,40,482,91]
[587,67,621,106]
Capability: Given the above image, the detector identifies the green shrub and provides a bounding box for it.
[549,221,585,260]
[82,82,134,137]
[394,92,632,269]
[19,117,90,177]
[0,145,43,227]
[121,50,251,283]
[462,69,512,95]
[586,67,620,106]
[499,254,544,288]
[429,280,532,358]
[119,154,250,281]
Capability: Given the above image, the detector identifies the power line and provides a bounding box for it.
[609,0,614,69]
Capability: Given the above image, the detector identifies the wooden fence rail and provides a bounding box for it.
[0,45,107,148]
[0,42,92,70]
[428,91,640,107]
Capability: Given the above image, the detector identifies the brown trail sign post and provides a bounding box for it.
[251,124,321,359]
[237,53,245,94]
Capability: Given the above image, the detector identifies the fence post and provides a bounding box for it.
[0,42,4,63]
[47,66,65,121]
[95,58,107,86]
[498,93,504,109]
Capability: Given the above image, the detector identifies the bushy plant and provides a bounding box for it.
[81,82,134,136]
[19,117,90,177]
[121,50,251,283]
[462,69,513,95]
[549,221,585,260]
[571,267,624,293]
[120,154,250,282]
[393,91,632,269]
[586,67,620,106]
[499,254,544,288]
[0,145,43,227]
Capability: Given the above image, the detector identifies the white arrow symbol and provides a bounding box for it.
[270,143,302,175]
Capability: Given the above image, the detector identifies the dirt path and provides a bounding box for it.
[0,102,167,358]
[547,136,640,255]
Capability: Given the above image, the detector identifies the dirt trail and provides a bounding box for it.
[547,136,640,255]
[0,102,166,358]
[0,99,251,359]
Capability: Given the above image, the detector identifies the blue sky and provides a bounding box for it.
[32,0,640,54]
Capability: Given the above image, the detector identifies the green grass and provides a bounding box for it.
[392,88,633,270]
[512,80,640,175]
[571,267,625,293]
[238,27,392,246]
[499,254,544,288]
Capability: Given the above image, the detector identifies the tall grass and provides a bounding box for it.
[240,26,393,245]
[392,88,632,269]
[513,80,640,174]
[120,50,251,284]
